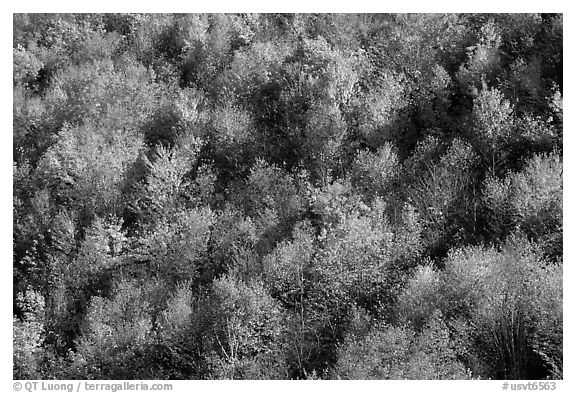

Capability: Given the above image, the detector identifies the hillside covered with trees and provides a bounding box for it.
[13,13,562,380]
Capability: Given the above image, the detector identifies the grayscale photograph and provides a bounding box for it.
[13,13,562,381]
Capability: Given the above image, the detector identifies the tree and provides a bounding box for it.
[350,142,400,200]
[70,280,154,379]
[197,275,287,379]
[35,121,144,223]
[13,290,46,379]
[469,86,514,176]
[455,19,502,90]
[333,311,469,379]
[13,13,563,381]
[351,71,408,150]
[228,159,306,254]
[404,138,480,256]
[441,237,561,379]
[482,151,562,256]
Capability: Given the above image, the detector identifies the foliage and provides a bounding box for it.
[13,13,562,380]
[197,275,287,379]
[333,311,470,379]
[69,280,154,379]
[350,143,400,200]
[405,138,480,256]
[482,152,562,255]
[399,237,563,379]
[13,290,46,379]
[469,86,514,175]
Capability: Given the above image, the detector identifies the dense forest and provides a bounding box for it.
[13,13,562,380]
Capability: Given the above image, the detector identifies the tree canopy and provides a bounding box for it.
[13,13,562,380]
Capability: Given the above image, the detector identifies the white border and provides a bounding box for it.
[2,3,572,392]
